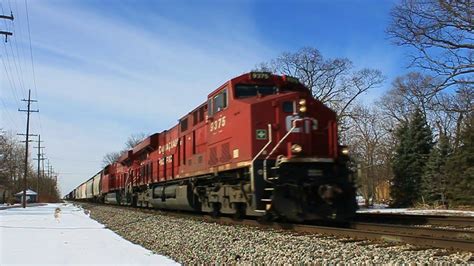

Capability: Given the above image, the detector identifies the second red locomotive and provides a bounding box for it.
[69,72,357,222]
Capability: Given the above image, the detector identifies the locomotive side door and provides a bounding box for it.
[207,87,231,169]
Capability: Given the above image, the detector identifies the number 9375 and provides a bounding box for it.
[210,116,226,132]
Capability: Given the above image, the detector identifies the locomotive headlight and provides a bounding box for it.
[341,146,349,155]
[291,144,303,154]
[298,98,307,113]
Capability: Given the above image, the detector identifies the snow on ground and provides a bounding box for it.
[0,203,179,265]
[358,207,474,216]
[0,203,47,210]
[0,203,20,209]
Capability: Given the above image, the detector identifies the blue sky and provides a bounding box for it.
[0,0,408,195]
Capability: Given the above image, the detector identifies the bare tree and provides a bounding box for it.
[434,86,474,149]
[0,132,26,189]
[125,133,148,149]
[0,132,58,201]
[258,47,385,122]
[379,72,437,123]
[347,105,394,205]
[387,0,474,92]
[102,151,121,166]
[379,72,473,146]
[102,132,148,166]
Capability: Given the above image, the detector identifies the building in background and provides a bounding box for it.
[15,189,38,203]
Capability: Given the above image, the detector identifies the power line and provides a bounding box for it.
[0,96,19,128]
[0,4,22,106]
[13,0,30,88]
[23,0,42,135]
[23,0,35,93]
[0,1,20,130]
[8,10,29,97]
[5,38,28,96]
[0,0,43,151]
[1,2,27,98]
[1,46,23,103]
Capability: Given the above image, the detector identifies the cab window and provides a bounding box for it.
[199,106,205,122]
[207,99,212,117]
[212,89,227,114]
[235,85,277,98]
[282,101,294,113]
[180,118,188,131]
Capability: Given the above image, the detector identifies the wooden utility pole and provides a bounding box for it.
[46,161,54,194]
[18,90,39,208]
[34,135,45,201]
[46,160,50,178]
[0,11,14,42]
[42,154,46,182]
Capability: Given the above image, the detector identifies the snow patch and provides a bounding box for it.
[358,207,474,216]
[0,203,179,265]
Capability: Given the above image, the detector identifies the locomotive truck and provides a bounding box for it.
[67,72,358,222]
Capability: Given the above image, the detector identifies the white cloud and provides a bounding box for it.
[12,1,273,194]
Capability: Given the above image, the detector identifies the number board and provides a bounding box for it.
[250,72,270,80]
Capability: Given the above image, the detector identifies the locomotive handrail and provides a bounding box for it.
[263,118,305,183]
[124,171,132,200]
[250,123,273,192]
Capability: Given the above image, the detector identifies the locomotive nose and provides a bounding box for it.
[317,184,343,204]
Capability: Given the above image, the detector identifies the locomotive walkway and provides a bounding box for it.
[0,203,178,265]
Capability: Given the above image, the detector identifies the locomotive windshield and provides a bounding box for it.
[235,85,278,98]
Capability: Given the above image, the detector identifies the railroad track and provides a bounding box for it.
[200,216,474,252]
[356,212,474,227]
[78,202,474,252]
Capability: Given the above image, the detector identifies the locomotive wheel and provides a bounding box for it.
[131,195,138,207]
[211,203,220,218]
[232,203,245,220]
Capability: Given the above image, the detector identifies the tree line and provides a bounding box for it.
[258,0,473,208]
[0,132,60,203]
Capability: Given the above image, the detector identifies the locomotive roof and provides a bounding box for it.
[207,72,306,97]
[117,150,133,163]
[132,133,159,155]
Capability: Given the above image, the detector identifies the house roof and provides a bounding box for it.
[15,189,37,196]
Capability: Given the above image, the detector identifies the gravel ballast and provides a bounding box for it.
[79,203,473,264]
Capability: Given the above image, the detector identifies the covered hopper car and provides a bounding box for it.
[67,72,357,222]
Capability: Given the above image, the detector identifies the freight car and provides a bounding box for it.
[68,72,357,222]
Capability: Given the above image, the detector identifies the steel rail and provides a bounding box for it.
[356,213,474,227]
[77,202,474,252]
[352,222,474,241]
[201,216,474,252]
[288,224,474,252]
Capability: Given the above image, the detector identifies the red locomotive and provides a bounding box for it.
[68,72,357,221]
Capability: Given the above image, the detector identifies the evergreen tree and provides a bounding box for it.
[391,110,433,207]
[421,133,450,205]
[445,114,474,205]
[391,121,412,207]
[409,110,433,195]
